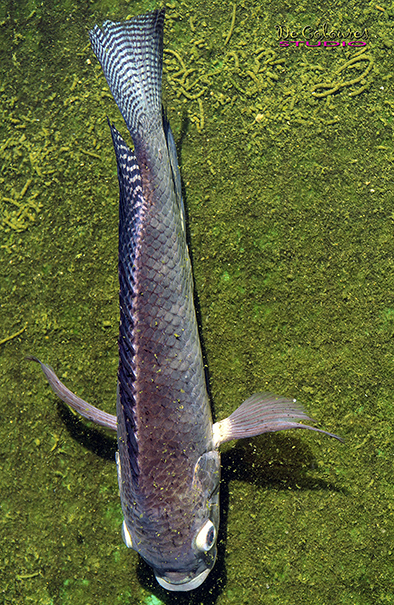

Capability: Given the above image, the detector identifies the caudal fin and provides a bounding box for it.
[89,9,165,143]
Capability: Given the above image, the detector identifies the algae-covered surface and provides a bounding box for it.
[1,0,394,603]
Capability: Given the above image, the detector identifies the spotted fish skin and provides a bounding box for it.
[90,10,221,589]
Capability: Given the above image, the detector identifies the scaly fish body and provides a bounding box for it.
[29,9,342,592]
[90,11,220,589]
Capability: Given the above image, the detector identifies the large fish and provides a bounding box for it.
[29,9,342,592]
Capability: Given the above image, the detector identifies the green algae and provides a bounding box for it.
[1,0,394,604]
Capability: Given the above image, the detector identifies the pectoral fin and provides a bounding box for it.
[212,392,343,448]
[27,356,117,431]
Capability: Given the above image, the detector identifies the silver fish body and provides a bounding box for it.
[90,10,220,590]
[29,8,342,593]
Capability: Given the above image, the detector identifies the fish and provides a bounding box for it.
[28,9,342,592]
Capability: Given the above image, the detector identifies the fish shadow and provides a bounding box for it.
[55,400,117,460]
[221,431,345,492]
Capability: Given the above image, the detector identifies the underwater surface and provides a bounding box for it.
[1,0,394,603]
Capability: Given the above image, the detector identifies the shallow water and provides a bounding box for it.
[1,1,393,603]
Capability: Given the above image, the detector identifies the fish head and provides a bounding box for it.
[152,450,221,591]
[153,537,217,592]
[119,449,221,591]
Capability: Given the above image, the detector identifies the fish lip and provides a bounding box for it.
[154,568,211,592]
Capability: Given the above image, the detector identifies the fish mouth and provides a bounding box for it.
[155,568,211,592]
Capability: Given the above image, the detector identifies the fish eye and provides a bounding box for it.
[195,519,216,552]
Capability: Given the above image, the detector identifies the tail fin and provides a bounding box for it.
[89,9,165,143]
